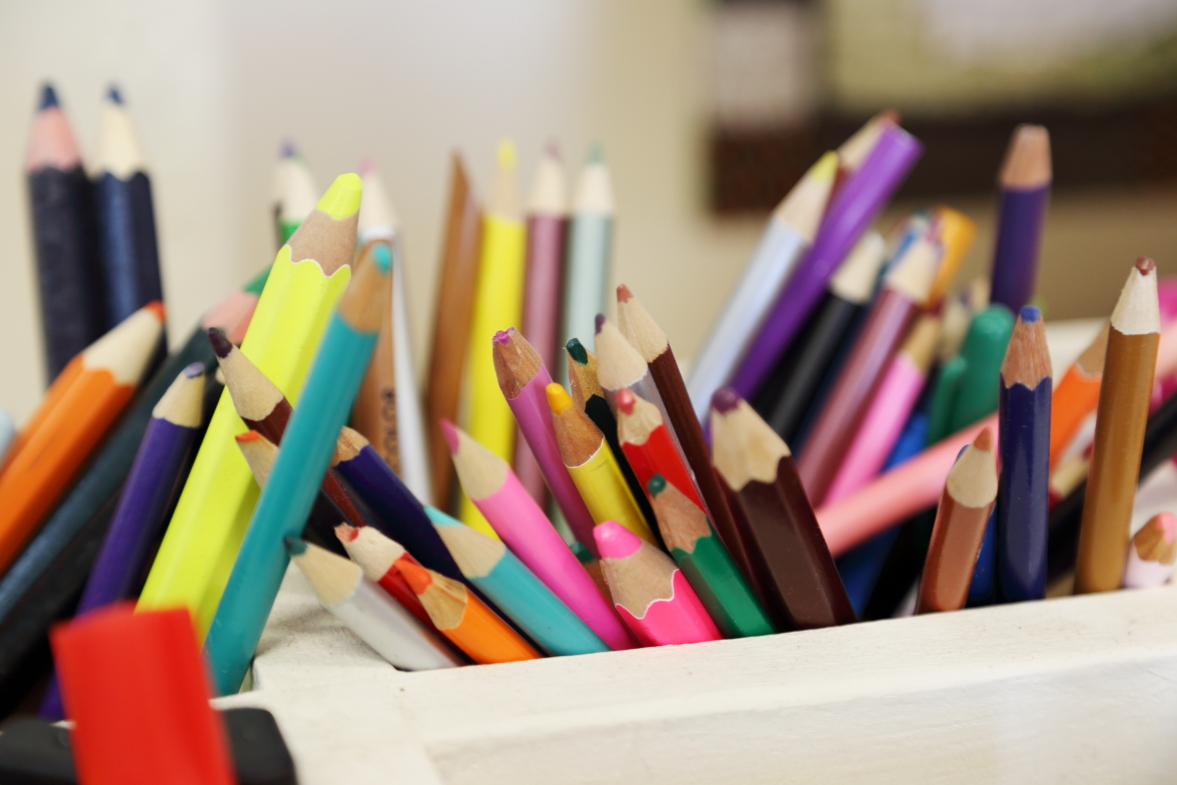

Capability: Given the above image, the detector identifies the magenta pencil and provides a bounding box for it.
[442,420,637,650]
[824,315,940,505]
[595,520,721,647]
[493,328,598,552]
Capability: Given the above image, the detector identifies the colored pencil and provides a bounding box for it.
[91,86,164,330]
[425,154,481,508]
[938,277,990,365]
[1122,512,1176,589]
[928,207,976,307]
[275,142,317,248]
[331,426,471,587]
[26,83,104,380]
[562,145,614,361]
[947,304,1016,436]
[996,306,1052,602]
[594,315,674,433]
[428,507,608,656]
[441,420,637,650]
[595,520,722,646]
[522,144,569,390]
[726,122,921,399]
[458,140,526,537]
[989,125,1051,313]
[493,328,597,550]
[1076,258,1159,594]
[824,314,940,505]
[833,110,898,188]
[645,475,774,637]
[37,362,206,721]
[1048,324,1108,468]
[207,327,365,526]
[396,558,541,664]
[287,538,462,670]
[547,383,656,544]
[764,231,886,443]
[233,431,349,558]
[141,173,360,635]
[566,338,655,527]
[710,388,856,629]
[0,411,12,462]
[687,152,837,420]
[0,303,163,574]
[204,239,389,696]
[333,523,437,629]
[915,429,998,613]
[1049,453,1090,508]
[798,234,938,505]
[358,164,431,502]
[352,240,400,474]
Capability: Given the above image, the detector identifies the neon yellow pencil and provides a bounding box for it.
[458,140,525,538]
[139,174,360,635]
[546,383,657,545]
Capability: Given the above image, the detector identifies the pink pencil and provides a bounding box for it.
[1122,512,1177,589]
[595,520,721,647]
[816,414,998,556]
[492,327,598,552]
[824,315,939,505]
[442,420,637,650]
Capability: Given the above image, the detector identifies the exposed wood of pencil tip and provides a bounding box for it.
[492,328,542,399]
[836,110,899,172]
[774,150,838,242]
[1133,513,1177,564]
[1074,324,1110,376]
[566,341,603,409]
[710,390,791,492]
[594,315,649,391]
[336,523,403,581]
[152,363,206,427]
[1001,310,1052,388]
[616,285,669,364]
[999,125,1052,189]
[399,560,468,629]
[291,540,362,606]
[331,425,367,466]
[601,538,676,614]
[1110,257,1160,336]
[883,235,938,306]
[208,329,284,422]
[900,314,941,374]
[616,388,664,446]
[287,190,360,276]
[649,477,711,554]
[337,243,392,331]
[235,430,279,487]
[433,522,506,579]
[945,429,998,508]
[442,420,508,501]
[828,232,886,305]
[549,385,606,466]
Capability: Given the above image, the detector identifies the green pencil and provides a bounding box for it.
[946,304,1015,435]
[925,355,966,445]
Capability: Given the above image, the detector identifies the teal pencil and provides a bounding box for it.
[204,241,390,696]
[426,507,609,656]
[560,145,614,354]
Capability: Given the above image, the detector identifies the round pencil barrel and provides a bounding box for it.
[562,146,614,363]
[334,523,435,630]
[1048,325,1107,468]
[947,304,1016,434]
[1122,513,1176,589]
[989,126,1051,313]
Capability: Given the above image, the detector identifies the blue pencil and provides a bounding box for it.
[204,234,387,696]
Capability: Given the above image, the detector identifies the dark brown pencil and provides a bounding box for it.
[615,284,760,588]
[208,328,365,527]
[710,387,856,630]
[426,154,482,509]
[916,429,998,613]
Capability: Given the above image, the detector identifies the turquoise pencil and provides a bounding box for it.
[560,145,614,351]
[204,243,391,696]
[426,507,609,656]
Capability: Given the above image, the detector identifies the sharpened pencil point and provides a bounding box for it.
[566,338,588,365]
[207,328,233,358]
[284,537,307,556]
[594,314,606,334]
[334,523,359,543]
[546,383,574,415]
[493,329,512,346]
[315,173,363,220]
[1136,256,1156,274]
[182,362,204,379]
[371,242,391,273]
[616,284,634,303]
[440,420,460,455]
[711,387,741,414]
[106,84,123,105]
[396,559,431,593]
[357,157,374,177]
[616,387,636,415]
[1019,305,1041,323]
[594,520,640,559]
[235,431,261,444]
[144,301,166,322]
[38,83,59,110]
[279,138,296,158]
[647,474,668,496]
[973,427,994,451]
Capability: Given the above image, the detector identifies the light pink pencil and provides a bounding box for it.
[595,520,721,647]
[442,420,637,650]
[823,316,939,505]
[493,328,598,552]
[816,414,998,556]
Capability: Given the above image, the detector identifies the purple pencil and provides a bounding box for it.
[516,145,569,503]
[493,328,598,554]
[40,362,206,720]
[989,125,1051,313]
[726,122,922,399]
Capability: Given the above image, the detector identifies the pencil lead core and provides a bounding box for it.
[711,387,741,414]
[106,84,123,105]
[647,474,667,496]
[594,314,606,334]
[546,383,574,414]
[1136,256,1156,274]
[182,362,205,379]
[493,329,512,346]
[39,83,59,110]
[594,520,640,559]
[616,387,635,415]
[207,328,233,358]
[1019,305,1041,323]
[371,242,391,273]
[315,173,363,220]
[566,338,588,365]
[284,537,307,556]
[396,559,431,593]
[439,420,460,454]
[616,284,634,303]
[235,430,261,443]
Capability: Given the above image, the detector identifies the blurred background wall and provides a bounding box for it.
[1,0,1175,421]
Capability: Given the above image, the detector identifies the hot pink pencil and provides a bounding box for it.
[595,520,721,647]
[493,328,598,552]
[824,315,940,505]
[816,414,998,556]
[442,420,637,650]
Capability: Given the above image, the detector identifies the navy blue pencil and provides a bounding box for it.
[92,85,165,330]
[39,363,206,720]
[996,306,1052,602]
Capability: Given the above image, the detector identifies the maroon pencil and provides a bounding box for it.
[711,387,855,630]
[797,234,938,506]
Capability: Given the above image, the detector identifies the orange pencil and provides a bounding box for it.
[396,558,541,664]
[1048,324,1107,469]
[0,302,164,573]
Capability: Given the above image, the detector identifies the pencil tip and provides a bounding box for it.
[357,157,374,177]
[616,284,633,303]
[144,301,166,322]
[38,83,59,110]
[492,328,513,346]
[182,362,205,380]
[616,387,635,415]
[566,338,588,365]
[647,473,667,497]
[106,84,123,105]
[279,138,296,158]
[594,520,640,559]
[439,419,460,455]
[1136,256,1156,274]
[315,173,363,220]
[235,430,261,444]
[711,387,742,414]
[396,559,430,594]
[1154,512,1177,542]
[371,242,391,273]
[594,314,606,335]
[334,523,359,543]
[973,427,994,451]
[1019,305,1041,324]
[546,383,574,414]
[284,537,307,556]
[207,327,233,358]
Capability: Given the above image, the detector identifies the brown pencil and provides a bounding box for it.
[352,238,399,472]
[1075,257,1160,594]
[916,429,998,613]
[615,284,757,587]
[425,154,482,509]
[208,328,365,526]
[710,387,856,630]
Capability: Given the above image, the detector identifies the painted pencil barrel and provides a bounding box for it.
[331,579,462,670]
[997,380,1051,602]
[674,534,774,638]
[618,569,721,647]
[990,186,1049,313]
[93,172,162,326]
[948,305,1015,433]
[563,211,612,352]
[390,253,432,504]
[568,444,656,544]
[523,213,567,374]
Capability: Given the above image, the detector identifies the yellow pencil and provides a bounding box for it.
[457,140,526,538]
[546,383,657,545]
[139,174,360,635]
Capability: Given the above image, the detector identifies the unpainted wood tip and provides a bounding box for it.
[1000,125,1051,189]
[973,427,993,452]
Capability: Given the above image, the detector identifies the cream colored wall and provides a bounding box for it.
[0,0,1174,423]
